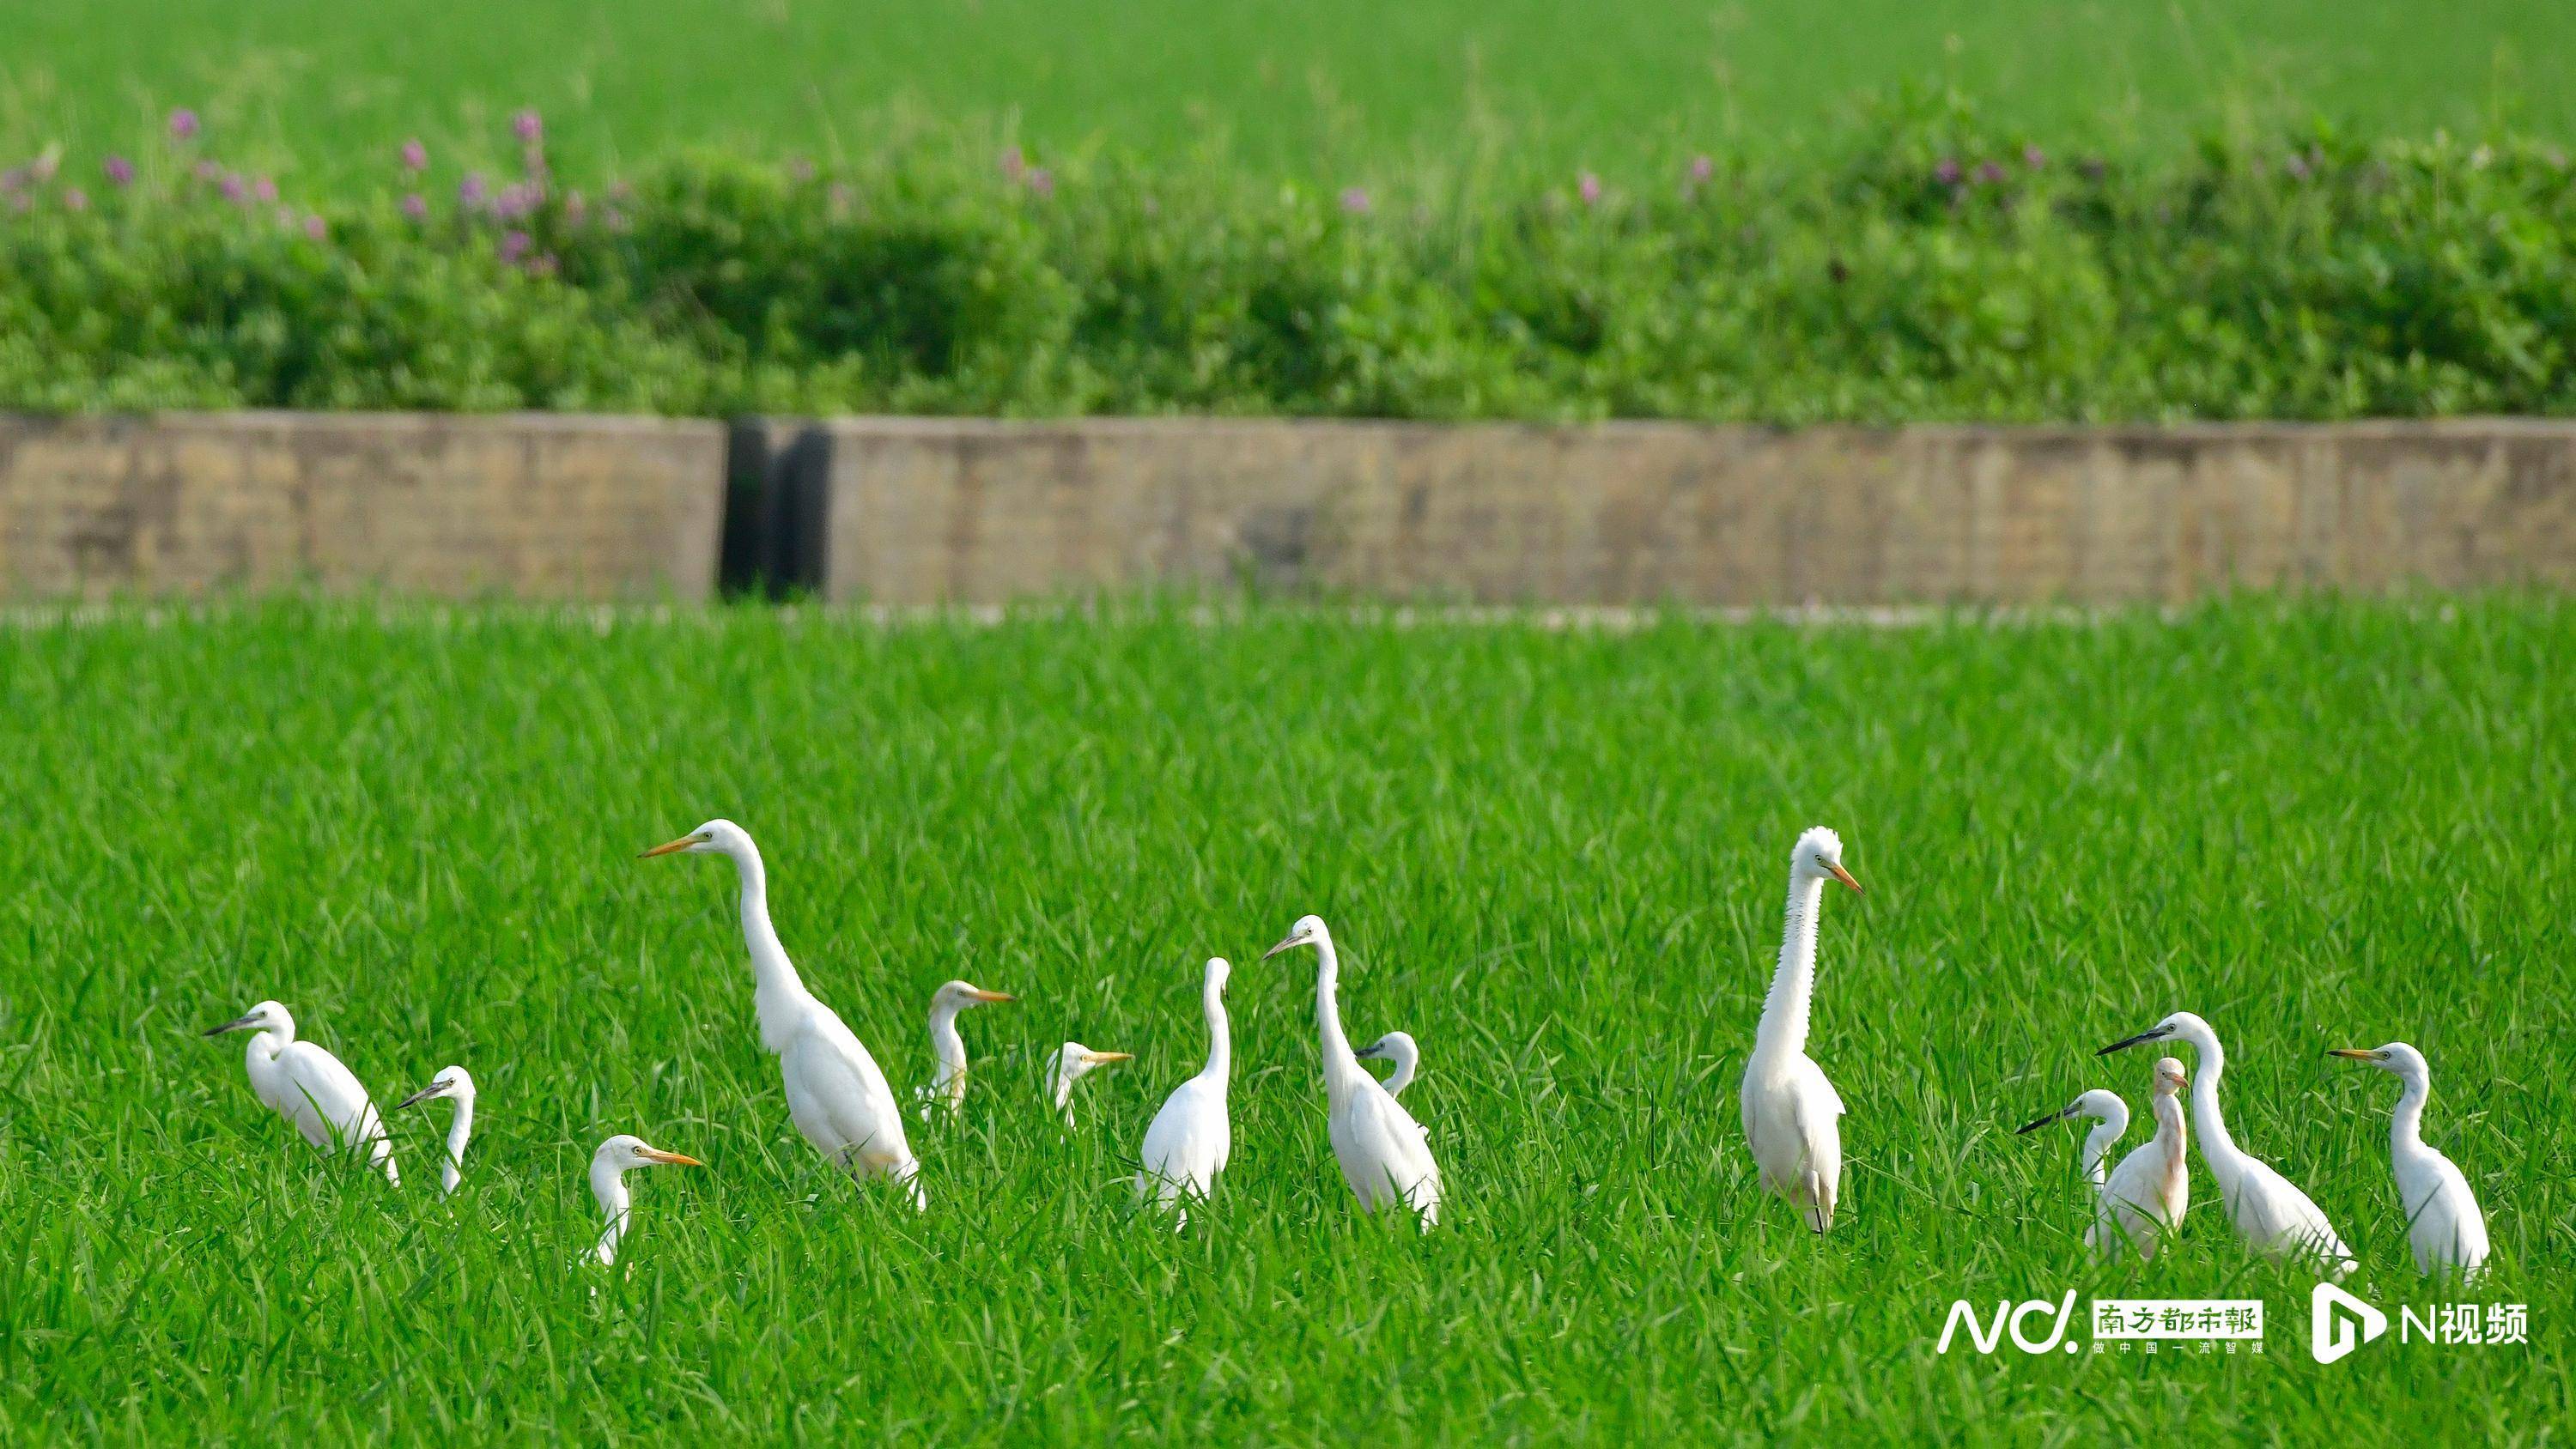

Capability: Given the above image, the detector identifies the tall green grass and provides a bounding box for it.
[0,597,2567,1440]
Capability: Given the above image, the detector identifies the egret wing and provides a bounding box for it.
[784,1009,914,1170]
[1138,1076,1227,1202]
[275,1042,384,1150]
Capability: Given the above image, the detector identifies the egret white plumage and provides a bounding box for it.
[2100,1011,2355,1276]
[642,819,926,1209]
[2019,1056,2190,1258]
[914,979,1015,1119]
[1047,1040,1131,1127]
[1353,1031,1419,1096]
[2330,1041,2489,1278]
[589,1133,702,1266]
[1265,917,1443,1228]
[1741,827,1860,1234]
[394,1064,477,1197]
[204,1001,399,1185]
[1136,958,1233,1224]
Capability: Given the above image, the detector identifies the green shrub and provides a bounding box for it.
[4,97,2574,420]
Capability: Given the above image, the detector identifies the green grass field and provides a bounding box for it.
[0,597,2567,1440]
[6,0,2572,186]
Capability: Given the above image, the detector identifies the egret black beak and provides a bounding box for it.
[1823,861,1862,894]
[1354,1041,1388,1060]
[202,1015,259,1037]
[638,834,700,858]
[639,1148,703,1167]
[2014,1105,2074,1135]
[393,1082,446,1110]
[2326,1048,2382,1063]
[2097,1026,2172,1056]
[1261,935,1304,960]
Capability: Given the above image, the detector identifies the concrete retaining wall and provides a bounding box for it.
[0,413,726,601]
[795,418,2576,606]
[6,413,2573,604]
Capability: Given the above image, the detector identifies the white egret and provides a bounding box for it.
[394,1064,477,1197]
[1265,917,1443,1229]
[2019,1057,2190,1258]
[2100,1011,2355,1276]
[1353,1031,1419,1097]
[1136,958,1233,1224]
[203,1001,400,1185]
[914,979,1016,1119]
[1047,1041,1132,1128]
[590,1133,702,1266]
[2329,1042,2489,1278]
[1740,827,1861,1234]
[643,820,925,1209]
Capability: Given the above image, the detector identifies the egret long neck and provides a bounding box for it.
[2388,1072,2431,1161]
[1315,936,1365,1095]
[1200,972,1232,1087]
[1383,1042,1417,1096]
[928,1003,969,1096]
[2182,1031,2244,1179]
[591,1161,631,1263]
[2081,1106,2128,1190]
[1754,870,1826,1060]
[728,843,811,1048]
[2153,1091,2187,1163]
[440,1094,474,1197]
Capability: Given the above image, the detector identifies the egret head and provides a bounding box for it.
[639,818,750,860]
[2014,1087,2123,1134]
[595,1134,703,1172]
[1791,827,1862,894]
[1052,1041,1133,1085]
[2153,1057,2189,1094]
[2329,1041,2428,1082]
[933,979,1016,1011]
[396,1064,476,1111]
[2098,1009,2212,1058]
[1354,1030,1416,1063]
[1261,914,1330,960]
[1204,956,1232,994]
[204,1000,291,1038]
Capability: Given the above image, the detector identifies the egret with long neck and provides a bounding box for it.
[2020,1056,2190,1258]
[1048,1041,1131,1128]
[394,1064,477,1197]
[1136,958,1235,1224]
[1265,917,1442,1228]
[589,1133,702,1266]
[916,979,1015,1119]
[2101,1011,2354,1276]
[204,1000,400,1185]
[1740,827,1861,1234]
[2330,1041,2488,1278]
[643,820,925,1209]
[1354,1031,1419,1097]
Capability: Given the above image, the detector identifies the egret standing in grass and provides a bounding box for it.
[642,819,925,1209]
[2330,1041,2489,1278]
[2018,1056,2190,1258]
[1741,827,1861,1234]
[914,979,1015,1119]
[2101,1011,2355,1276]
[1265,918,1442,1228]
[1353,1031,1419,1097]
[590,1133,702,1266]
[394,1064,477,1197]
[204,1001,399,1185]
[1136,958,1233,1224]
[1047,1041,1131,1128]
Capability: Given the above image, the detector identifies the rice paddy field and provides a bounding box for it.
[5,0,2572,185]
[0,596,2567,1440]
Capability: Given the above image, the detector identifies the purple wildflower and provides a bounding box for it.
[499,229,531,262]
[1689,154,1715,185]
[494,181,538,220]
[63,186,88,212]
[104,154,135,186]
[1026,167,1054,197]
[401,191,428,221]
[401,138,428,171]
[168,108,200,141]
[563,189,587,226]
[1577,170,1602,206]
[303,214,326,240]
[2022,144,2045,170]
[252,175,277,203]
[194,159,222,183]
[1339,185,1370,215]
[219,173,248,203]
[2284,153,2311,181]
[525,253,558,279]
[999,145,1025,182]
[1973,160,2007,185]
[513,108,542,144]
[0,167,21,193]
[1934,157,1963,185]
[459,173,489,209]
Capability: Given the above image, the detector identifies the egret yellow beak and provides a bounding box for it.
[640,1148,703,1167]
[1086,1051,1133,1064]
[969,989,1017,1003]
[2327,1048,2382,1063]
[638,834,699,858]
[1823,861,1862,894]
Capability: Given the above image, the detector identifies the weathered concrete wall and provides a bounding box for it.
[0,413,726,600]
[794,417,2576,605]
